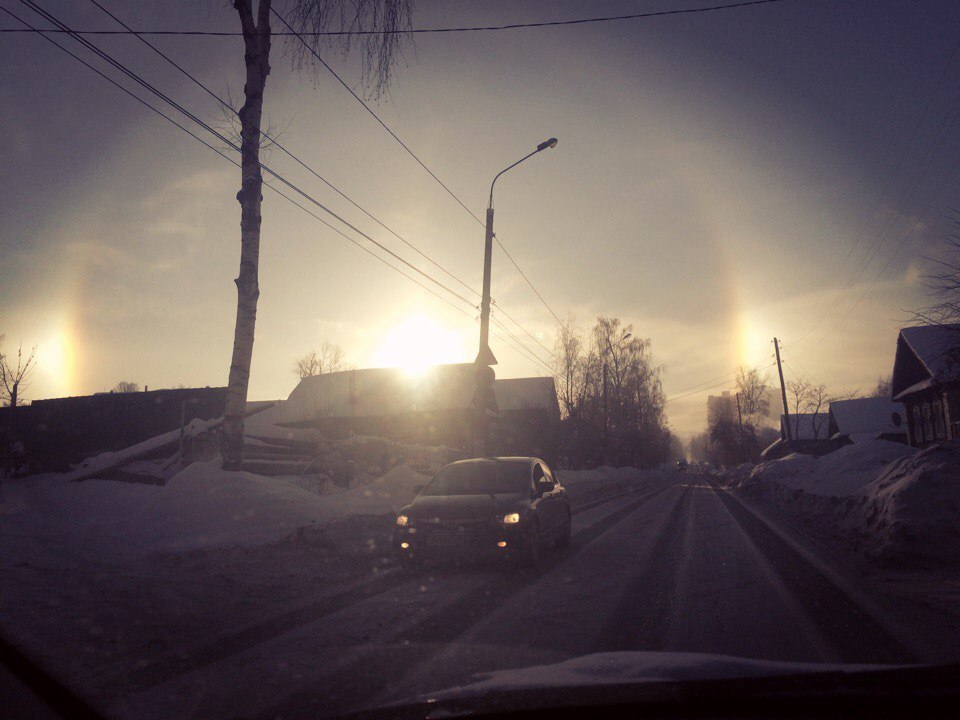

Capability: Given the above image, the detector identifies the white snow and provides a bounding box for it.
[744,440,915,497]
[733,438,960,559]
[860,441,960,555]
[63,417,216,482]
[829,397,905,437]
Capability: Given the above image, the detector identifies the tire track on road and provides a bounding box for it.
[708,481,918,664]
[252,480,682,719]
[123,479,660,692]
[594,483,693,651]
[403,480,677,645]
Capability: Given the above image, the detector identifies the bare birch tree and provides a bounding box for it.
[221,0,413,469]
[735,366,769,420]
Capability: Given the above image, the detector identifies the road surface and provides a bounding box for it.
[112,473,960,719]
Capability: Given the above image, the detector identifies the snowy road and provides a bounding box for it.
[111,473,960,720]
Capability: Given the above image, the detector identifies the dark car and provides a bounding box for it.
[394,457,571,568]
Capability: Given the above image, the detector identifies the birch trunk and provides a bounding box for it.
[222,0,272,470]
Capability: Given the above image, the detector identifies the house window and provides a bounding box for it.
[932,401,944,440]
[922,403,933,444]
[913,406,924,444]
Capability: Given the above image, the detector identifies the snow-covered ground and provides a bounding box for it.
[2,457,958,719]
[725,439,960,560]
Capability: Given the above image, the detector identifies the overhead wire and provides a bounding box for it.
[3,2,556,376]
[16,0,479,307]
[270,6,566,327]
[0,0,792,36]
[789,34,960,344]
[84,0,559,364]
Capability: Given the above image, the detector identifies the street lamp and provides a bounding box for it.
[474,137,558,455]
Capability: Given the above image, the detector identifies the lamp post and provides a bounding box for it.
[474,137,558,456]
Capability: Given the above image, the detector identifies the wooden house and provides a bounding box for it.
[891,323,960,446]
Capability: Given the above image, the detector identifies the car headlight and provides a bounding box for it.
[502,512,521,524]
[396,515,410,526]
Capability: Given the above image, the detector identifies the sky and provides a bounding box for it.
[2,0,960,437]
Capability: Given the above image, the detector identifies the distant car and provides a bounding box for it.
[677,459,688,472]
[394,457,571,569]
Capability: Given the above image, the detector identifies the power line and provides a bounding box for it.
[85,0,480,304]
[271,6,566,327]
[90,0,557,364]
[0,1,792,36]
[6,1,558,375]
[17,0,478,308]
[789,35,960,344]
[791,43,960,349]
[1,4,471,326]
[665,357,776,402]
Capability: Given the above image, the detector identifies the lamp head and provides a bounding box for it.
[536,137,559,152]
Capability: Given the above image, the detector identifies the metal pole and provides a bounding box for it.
[474,207,496,456]
[774,338,792,443]
[477,207,495,366]
[473,138,557,457]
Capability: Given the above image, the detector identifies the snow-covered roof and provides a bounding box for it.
[280,364,557,424]
[780,412,830,440]
[829,397,906,436]
[892,323,960,400]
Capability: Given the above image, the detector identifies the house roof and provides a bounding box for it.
[780,412,830,440]
[494,377,560,415]
[828,397,906,437]
[280,364,558,423]
[892,323,960,400]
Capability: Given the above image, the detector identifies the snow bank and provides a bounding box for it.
[322,464,431,516]
[860,441,960,557]
[740,439,960,561]
[136,460,343,552]
[744,440,915,497]
[1,459,434,561]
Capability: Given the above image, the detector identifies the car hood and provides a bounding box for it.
[338,651,955,720]
[408,493,525,521]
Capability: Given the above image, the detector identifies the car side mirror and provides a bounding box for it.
[413,484,424,495]
[536,480,554,495]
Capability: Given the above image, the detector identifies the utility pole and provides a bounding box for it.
[774,337,792,443]
[474,138,557,456]
[735,392,746,462]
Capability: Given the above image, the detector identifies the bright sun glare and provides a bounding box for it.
[372,314,466,376]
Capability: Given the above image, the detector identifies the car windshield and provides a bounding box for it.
[423,462,529,496]
[4,2,960,719]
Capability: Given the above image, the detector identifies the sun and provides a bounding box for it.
[372,314,467,376]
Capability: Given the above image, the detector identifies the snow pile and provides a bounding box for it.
[63,417,215,482]
[740,439,960,560]
[322,464,431,516]
[860,441,960,557]
[743,440,914,497]
[137,460,344,552]
[1,459,434,561]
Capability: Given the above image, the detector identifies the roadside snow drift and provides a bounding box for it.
[734,439,960,560]
[861,441,960,557]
